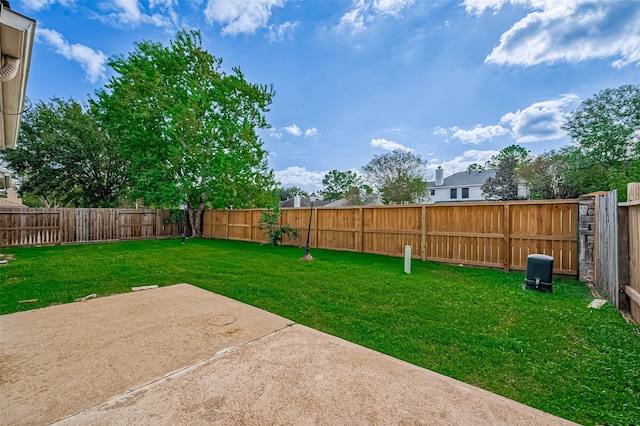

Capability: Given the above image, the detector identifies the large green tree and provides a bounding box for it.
[94,30,277,235]
[0,98,129,207]
[517,150,579,199]
[562,84,640,201]
[320,170,363,202]
[276,186,308,201]
[361,150,429,204]
[482,144,530,200]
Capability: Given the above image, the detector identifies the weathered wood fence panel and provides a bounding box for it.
[595,191,620,308]
[621,183,640,322]
[203,200,579,275]
[0,209,61,246]
[0,208,182,247]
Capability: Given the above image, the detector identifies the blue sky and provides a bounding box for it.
[18,0,640,192]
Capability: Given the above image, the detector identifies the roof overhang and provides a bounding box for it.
[0,3,36,150]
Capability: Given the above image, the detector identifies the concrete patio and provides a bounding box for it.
[0,284,576,425]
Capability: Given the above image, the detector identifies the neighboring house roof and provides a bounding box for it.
[1,3,36,149]
[279,197,331,208]
[323,195,384,207]
[322,198,347,207]
[428,169,495,188]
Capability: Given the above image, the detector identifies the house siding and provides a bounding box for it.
[429,185,485,203]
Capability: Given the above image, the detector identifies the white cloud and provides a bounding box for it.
[441,94,578,144]
[337,0,414,34]
[283,124,302,137]
[337,0,368,34]
[268,21,299,42]
[98,0,178,29]
[205,0,286,36]
[462,0,521,15]
[274,166,327,192]
[269,127,282,138]
[370,138,413,152]
[21,0,74,10]
[428,149,499,175]
[36,28,107,84]
[500,94,578,143]
[304,127,318,137]
[450,125,511,144]
[373,0,415,17]
[463,0,640,68]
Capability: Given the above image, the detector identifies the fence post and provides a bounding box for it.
[58,209,63,245]
[115,209,120,241]
[421,205,427,261]
[155,209,160,238]
[355,207,363,252]
[618,204,630,311]
[503,203,510,272]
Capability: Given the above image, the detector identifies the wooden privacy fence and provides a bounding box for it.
[613,183,640,323]
[0,208,182,247]
[203,200,579,275]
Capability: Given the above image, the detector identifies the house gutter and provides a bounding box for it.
[0,2,36,149]
[0,55,19,81]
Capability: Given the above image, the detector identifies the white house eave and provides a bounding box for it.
[432,183,484,190]
[0,4,36,150]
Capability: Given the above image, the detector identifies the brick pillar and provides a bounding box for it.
[578,194,596,283]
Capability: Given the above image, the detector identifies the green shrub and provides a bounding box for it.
[258,207,298,246]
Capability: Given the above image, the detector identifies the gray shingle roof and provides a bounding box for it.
[428,169,495,188]
[279,197,331,208]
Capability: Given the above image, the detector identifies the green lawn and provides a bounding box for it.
[1,238,639,425]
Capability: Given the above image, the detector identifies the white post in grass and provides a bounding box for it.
[404,245,411,274]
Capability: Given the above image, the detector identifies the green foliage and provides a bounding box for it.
[258,207,299,246]
[2,238,640,425]
[517,150,580,199]
[320,170,363,202]
[18,192,47,207]
[277,186,308,201]
[344,184,377,205]
[162,209,185,226]
[361,150,429,204]
[467,163,484,172]
[486,144,530,169]
[482,144,530,200]
[562,84,640,201]
[0,98,129,207]
[93,30,277,234]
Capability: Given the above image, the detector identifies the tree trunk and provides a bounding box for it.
[187,193,206,238]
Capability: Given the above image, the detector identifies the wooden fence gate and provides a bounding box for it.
[620,184,640,322]
[593,183,640,322]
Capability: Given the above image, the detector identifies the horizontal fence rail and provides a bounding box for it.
[0,208,182,247]
[203,200,579,276]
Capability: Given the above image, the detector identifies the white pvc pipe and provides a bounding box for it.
[404,245,411,274]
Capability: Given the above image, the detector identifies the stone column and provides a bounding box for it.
[578,194,596,283]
